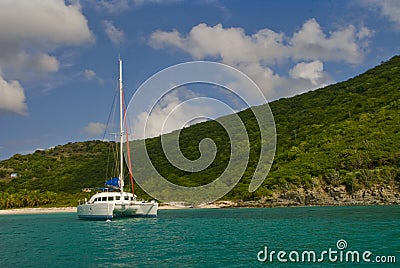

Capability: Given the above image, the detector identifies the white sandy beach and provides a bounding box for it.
[0,205,191,215]
[0,201,236,215]
[0,205,189,215]
[0,207,77,215]
[0,206,180,215]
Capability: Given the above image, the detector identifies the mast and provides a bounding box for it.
[119,58,125,192]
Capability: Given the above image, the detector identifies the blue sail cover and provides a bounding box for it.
[105,177,120,189]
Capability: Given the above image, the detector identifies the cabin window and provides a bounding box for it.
[108,196,114,201]
[116,196,120,201]
[124,196,129,201]
[102,197,107,201]
[94,198,98,202]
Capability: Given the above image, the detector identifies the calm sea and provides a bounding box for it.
[0,206,399,267]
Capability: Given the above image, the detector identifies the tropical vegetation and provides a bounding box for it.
[1,55,399,208]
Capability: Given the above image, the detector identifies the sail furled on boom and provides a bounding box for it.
[105,177,120,189]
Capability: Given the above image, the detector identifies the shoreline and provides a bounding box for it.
[2,183,399,215]
[0,207,77,215]
[0,204,211,215]
[1,182,398,215]
[0,204,213,215]
[1,200,399,215]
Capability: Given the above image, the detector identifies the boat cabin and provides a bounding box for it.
[87,192,136,204]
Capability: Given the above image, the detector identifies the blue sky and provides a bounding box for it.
[0,0,399,160]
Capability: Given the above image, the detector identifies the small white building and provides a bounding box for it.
[10,173,18,178]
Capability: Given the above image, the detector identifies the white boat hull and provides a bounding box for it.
[113,202,158,217]
[77,202,115,220]
[77,202,158,220]
[77,192,158,220]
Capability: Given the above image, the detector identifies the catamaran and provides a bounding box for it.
[77,59,158,220]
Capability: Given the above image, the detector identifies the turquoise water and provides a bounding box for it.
[0,206,399,267]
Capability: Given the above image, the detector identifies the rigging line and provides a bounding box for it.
[122,86,135,196]
[105,141,111,183]
[102,88,118,141]
[104,82,119,182]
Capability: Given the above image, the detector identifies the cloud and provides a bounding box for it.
[27,53,60,73]
[83,122,107,136]
[149,20,371,99]
[290,19,371,64]
[0,76,27,115]
[103,20,125,46]
[362,0,400,30]
[130,89,214,139]
[0,0,93,115]
[84,69,97,80]
[150,24,270,64]
[0,1,93,47]
[149,20,371,65]
[289,60,326,86]
[84,69,104,84]
[92,0,182,14]
[92,0,131,13]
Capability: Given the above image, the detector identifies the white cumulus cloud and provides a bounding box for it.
[83,122,107,136]
[130,89,214,139]
[362,0,400,30]
[149,20,371,99]
[149,20,371,65]
[289,60,326,86]
[0,76,27,115]
[290,19,371,64]
[0,0,94,115]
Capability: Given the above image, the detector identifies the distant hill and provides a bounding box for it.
[1,55,399,208]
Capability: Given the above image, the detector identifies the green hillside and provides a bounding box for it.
[141,56,400,201]
[1,55,399,208]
